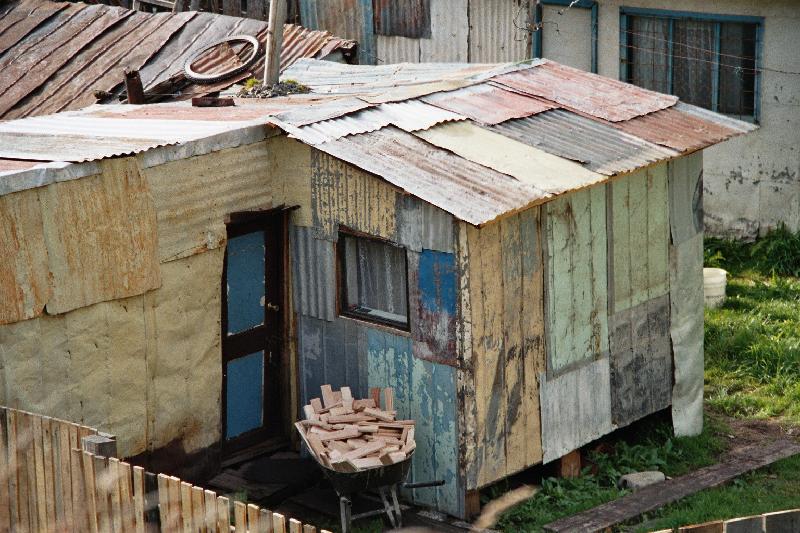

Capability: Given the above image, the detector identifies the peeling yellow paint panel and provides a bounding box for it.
[269,136,313,227]
[41,158,161,315]
[0,188,51,324]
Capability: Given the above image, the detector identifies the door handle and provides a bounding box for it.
[266,302,280,312]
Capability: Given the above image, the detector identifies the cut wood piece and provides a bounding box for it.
[320,385,336,408]
[382,420,416,427]
[342,441,385,461]
[341,387,354,411]
[557,450,581,479]
[330,459,358,473]
[384,388,394,412]
[303,405,318,421]
[327,414,372,424]
[308,427,335,437]
[362,408,394,422]
[333,391,342,404]
[405,427,415,446]
[328,449,343,462]
[356,425,378,433]
[401,427,409,443]
[379,451,406,465]
[345,439,369,449]
[352,399,376,411]
[351,458,382,469]
[300,419,335,431]
[329,407,353,417]
[310,398,323,413]
[380,445,400,453]
[318,428,361,442]
[369,388,382,409]
[306,434,326,460]
[328,441,350,454]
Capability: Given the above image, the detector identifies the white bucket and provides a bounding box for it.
[704,268,728,308]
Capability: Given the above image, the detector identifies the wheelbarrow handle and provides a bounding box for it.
[403,480,445,489]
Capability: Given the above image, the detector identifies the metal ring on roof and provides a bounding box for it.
[184,35,261,84]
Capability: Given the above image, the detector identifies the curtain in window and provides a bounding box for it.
[628,16,670,93]
[719,22,757,117]
[343,236,407,319]
[672,19,716,110]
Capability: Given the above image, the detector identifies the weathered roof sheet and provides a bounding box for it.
[490,110,679,175]
[0,0,356,119]
[492,60,679,122]
[421,83,555,125]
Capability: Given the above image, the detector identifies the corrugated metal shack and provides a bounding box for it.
[0,58,754,517]
[0,0,356,119]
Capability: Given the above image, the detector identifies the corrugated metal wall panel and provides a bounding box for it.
[41,157,161,315]
[297,315,369,405]
[419,0,469,62]
[373,0,431,38]
[468,0,530,63]
[310,148,398,241]
[539,357,612,463]
[396,195,455,253]
[544,184,608,374]
[366,328,463,517]
[0,188,51,324]
[290,225,335,322]
[375,34,420,63]
[463,207,544,490]
[143,140,275,263]
[299,0,373,64]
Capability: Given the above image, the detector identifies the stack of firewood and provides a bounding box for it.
[294,384,416,472]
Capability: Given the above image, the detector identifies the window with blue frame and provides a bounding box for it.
[620,8,761,121]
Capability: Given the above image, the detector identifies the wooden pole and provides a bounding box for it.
[263,0,287,85]
[124,69,145,105]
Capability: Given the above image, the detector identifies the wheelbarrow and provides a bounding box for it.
[316,452,444,532]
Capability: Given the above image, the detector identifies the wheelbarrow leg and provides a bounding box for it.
[379,487,397,529]
[340,496,352,533]
[390,485,402,528]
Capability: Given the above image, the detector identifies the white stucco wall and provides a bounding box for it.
[539,0,800,239]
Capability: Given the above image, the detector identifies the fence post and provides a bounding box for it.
[82,434,118,458]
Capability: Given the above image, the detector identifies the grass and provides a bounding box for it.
[491,227,800,532]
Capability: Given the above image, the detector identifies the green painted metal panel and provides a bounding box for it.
[366,328,462,517]
[545,185,608,373]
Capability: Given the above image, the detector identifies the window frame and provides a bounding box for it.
[336,227,411,332]
[619,6,763,122]
[533,0,599,73]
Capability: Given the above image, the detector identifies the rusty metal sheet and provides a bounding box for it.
[493,60,679,122]
[613,103,754,153]
[0,159,38,173]
[0,132,170,162]
[0,187,51,325]
[373,0,430,38]
[0,1,68,56]
[299,0,370,62]
[271,96,374,126]
[9,11,162,118]
[421,83,554,125]
[298,100,464,142]
[85,103,279,122]
[296,126,550,226]
[41,157,161,315]
[282,57,541,102]
[489,109,679,175]
[0,4,131,117]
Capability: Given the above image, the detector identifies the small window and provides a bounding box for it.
[621,9,760,120]
[338,232,409,329]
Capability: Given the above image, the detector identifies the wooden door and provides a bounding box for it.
[221,211,286,453]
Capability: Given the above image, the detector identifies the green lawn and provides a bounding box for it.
[493,228,800,532]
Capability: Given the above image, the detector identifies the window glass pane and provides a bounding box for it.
[719,22,756,117]
[672,19,716,109]
[340,234,408,327]
[627,16,670,93]
[226,231,265,335]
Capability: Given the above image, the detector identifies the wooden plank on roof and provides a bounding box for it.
[42,157,161,315]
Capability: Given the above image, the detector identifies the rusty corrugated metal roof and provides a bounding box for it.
[492,60,679,122]
[421,83,555,125]
[490,110,679,175]
[0,0,357,119]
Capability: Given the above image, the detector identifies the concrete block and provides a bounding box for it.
[618,471,665,491]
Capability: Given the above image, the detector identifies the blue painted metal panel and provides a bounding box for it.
[366,328,462,517]
[226,231,265,335]
[413,250,457,365]
[226,350,264,439]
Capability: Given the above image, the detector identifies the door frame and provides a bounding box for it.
[220,207,290,457]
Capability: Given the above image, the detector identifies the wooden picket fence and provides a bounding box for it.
[1,406,329,532]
